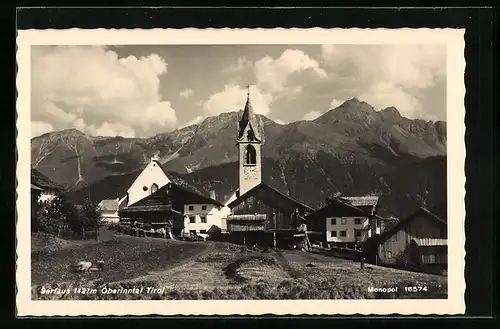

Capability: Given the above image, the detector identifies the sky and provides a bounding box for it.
[31,44,446,138]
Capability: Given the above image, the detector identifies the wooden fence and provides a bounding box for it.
[35,226,100,240]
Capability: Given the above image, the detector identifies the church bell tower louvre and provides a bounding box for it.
[237,85,262,196]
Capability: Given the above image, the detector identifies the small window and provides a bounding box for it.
[330,218,336,225]
[245,145,257,165]
[188,205,194,211]
[340,230,347,237]
[189,216,196,223]
[200,216,207,223]
[202,205,207,210]
[354,218,361,225]
[199,230,207,234]
[341,218,347,225]
[151,183,159,194]
[330,231,337,237]
[142,186,148,191]
[355,230,362,237]
[387,251,392,259]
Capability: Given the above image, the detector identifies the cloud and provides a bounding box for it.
[300,96,343,121]
[274,119,286,125]
[31,45,178,137]
[320,44,446,120]
[179,88,194,98]
[329,98,344,110]
[180,115,204,129]
[223,57,252,73]
[31,121,54,138]
[255,49,327,94]
[202,83,273,116]
[201,49,328,120]
[302,111,323,121]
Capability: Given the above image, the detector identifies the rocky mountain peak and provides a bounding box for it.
[314,98,377,125]
[380,106,403,122]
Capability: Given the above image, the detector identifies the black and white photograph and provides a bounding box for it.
[16,28,466,316]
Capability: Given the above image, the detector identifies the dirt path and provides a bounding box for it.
[273,249,300,278]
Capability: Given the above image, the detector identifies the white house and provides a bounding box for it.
[122,154,171,207]
[218,189,239,233]
[183,190,233,235]
[307,196,384,247]
[325,216,371,243]
[98,198,120,223]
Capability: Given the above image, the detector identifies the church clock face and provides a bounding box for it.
[243,166,257,180]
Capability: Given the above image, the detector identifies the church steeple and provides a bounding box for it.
[237,86,262,195]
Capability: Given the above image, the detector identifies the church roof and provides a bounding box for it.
[238,88,262,141]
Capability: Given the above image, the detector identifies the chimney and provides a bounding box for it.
[151,153,160,162]
[210,189,216,200]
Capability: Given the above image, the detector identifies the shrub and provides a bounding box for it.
[37,195,79,235]
[74,199,104,234]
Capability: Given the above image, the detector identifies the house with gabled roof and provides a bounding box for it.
[118,181,227,236]
[373,203,447,270]
[98,198,120,223]
[306,196,384,248]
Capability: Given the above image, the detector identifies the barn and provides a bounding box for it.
[374,203,447,271]
[225,183,315,247]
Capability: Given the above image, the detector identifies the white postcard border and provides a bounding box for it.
[16,28,466,316]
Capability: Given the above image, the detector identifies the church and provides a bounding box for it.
[224,88,316,247]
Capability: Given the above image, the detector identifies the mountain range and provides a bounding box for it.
[31,98,447,220]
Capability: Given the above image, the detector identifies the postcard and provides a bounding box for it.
[17,27,466,316]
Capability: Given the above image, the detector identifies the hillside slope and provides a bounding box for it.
[32,98,446,191]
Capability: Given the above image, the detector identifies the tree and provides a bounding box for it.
[37,194,79,236]
[77,199,103,235]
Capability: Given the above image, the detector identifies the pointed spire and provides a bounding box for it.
[241,84,253,124]
[238,85,261,141]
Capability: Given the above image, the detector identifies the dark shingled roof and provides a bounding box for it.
[125,181,225,209]
[119,204,184,216]
[31,184,43,191]
[306,196,373,220]
[227,182,315,213]
[377,204,447,243]
[31,168,64,191]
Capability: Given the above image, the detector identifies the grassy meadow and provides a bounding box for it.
[31,231,447,300]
